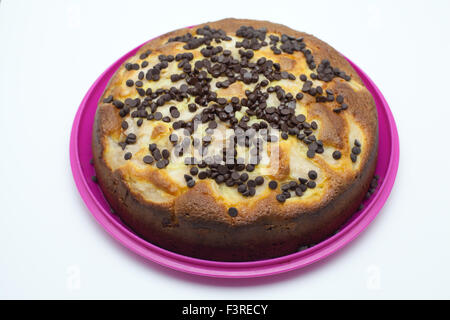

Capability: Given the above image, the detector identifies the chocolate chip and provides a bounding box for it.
[237,184,247,194]
[169,134,178,144]
[125,133,137,144]
[296,114,306,123]
[231,172,241,180]
[162,149,170,159]
[216,165,227,175]
[283,191,291,199]
[307,150,315,158]
[171,74,180,82]
[154,112,162,120]
[276,194,286,203]
[246,164,255,172]
[228,207,238,217]
[350,153,357,163]
[240,173,249,182]
[187,179,196,188]
[217,98,227,105]
[208,121,217,129]
[156,160,166,169]
[143,155,154,164]
[202,135,212,143]
[225,179,235,187]
[298,177,308,184]
[352,146,361,155]
[149,143,157,151]
[170,107,180,118]
[198,171,208,179]
[332,150,342,160]
[269,180,278,189]
[308,170,317,180]
[247,180,256,188]
[124,152,132,160]
[152,149,162,161]
[307,181,316,188]
[255,176,264,185]
[113,100,124,109]
[288,181,297,190]
[296,93,304,100]
[188,103,198,112]
[103,95,113,103]
[190,167,199,175]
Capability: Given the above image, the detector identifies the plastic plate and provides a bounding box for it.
[70,39,399,278]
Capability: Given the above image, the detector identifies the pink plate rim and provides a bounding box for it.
[69,39,399,278]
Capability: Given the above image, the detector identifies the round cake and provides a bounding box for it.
[92,18,378,261]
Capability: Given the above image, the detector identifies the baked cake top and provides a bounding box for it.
[95,18,377,224]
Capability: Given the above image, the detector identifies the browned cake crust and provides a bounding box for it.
[92,18,378,261]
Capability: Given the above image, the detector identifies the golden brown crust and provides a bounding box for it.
[92,18,378,261]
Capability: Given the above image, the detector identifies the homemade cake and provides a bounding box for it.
[92,18,378,261]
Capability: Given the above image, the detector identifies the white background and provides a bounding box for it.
[1,0,450,299]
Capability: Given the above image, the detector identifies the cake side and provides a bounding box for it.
[92,18,378,261]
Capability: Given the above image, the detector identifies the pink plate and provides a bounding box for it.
[70,39,399,278]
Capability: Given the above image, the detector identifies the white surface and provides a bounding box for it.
[1,0,450,299]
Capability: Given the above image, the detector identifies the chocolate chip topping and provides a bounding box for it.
[308,170,317,180]
[276,194,286,203]
[107,23,360,203]
[143,155,154,164]
[124,152,132,160]
[332,150,342,160]
[269,180,278,190]
[228,207,238,217]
